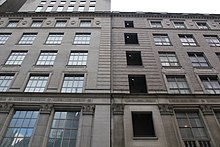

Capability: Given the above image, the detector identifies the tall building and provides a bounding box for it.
[0,0,220,147]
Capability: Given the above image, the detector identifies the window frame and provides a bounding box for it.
[173,21,186,29]
[128,75,147,93]
[0,33,11,45]
[179,34,198,47]
[204,35,220,47]
[153,34,172,46]
[150,21,163,28]
[126,51,142,66]
[45,33,64,45]
[199,75,220,94]
[36,51,58,66]
[67,51,88,66]
[124,33,139,44]
[7,20,19,27]
[55,20,67,27]
[0,74,14,92]
[5,51,28,65]
[196,22,209,29]
[188,52,210,68]
[18,33,37,45]
[159,52,180,67]
[73,33,91,45]
[31,20,43,27]
[125,21,134,28]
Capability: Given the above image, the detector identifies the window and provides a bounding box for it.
[159,52,180,67]
[0,33,11,45]
[46,33,64,45]
[7,21,19,27]
[173,21,186,29]
[150,21,162,28]
[35,6,43,12]
[175,111,211,147]
[57,6,64,12]
[216,53,220,59]
[90,1,96,5]
[88,6,95,12]
[61,75,84,93]
[46,6,53,12]
[188,52,209,68]
[68,51,88,66]
[153,34,171,46]
[60,1,66,4]
[24,75,49,92]
[70,1,76,4]
[166,75,190,94]
[50,1,56,4]
[40,1,46,4]
[55,20,67,27]
[36,51,57,66]
[5,51,27,65]
[124,33,139,44]
[179,34,197,46]
[78,6,84,12]
[125,21,134,28]
[0,74,14,92]
[204,35,220,47]
[18,33,37,45]
[67,6,74,12]
[132,112,155,137]
[126,51,142,65]
[214,112,220,124]
[79,20,91,27]
[73,33,91,45]
[200,76,220,94]
[0,111,39,147]
[80,1,86,4]
[47,111,80,147]
[128,75,147,93]
[31,20,43,27]
[196,22,209,29]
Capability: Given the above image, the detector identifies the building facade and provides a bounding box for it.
[0,0,220,147]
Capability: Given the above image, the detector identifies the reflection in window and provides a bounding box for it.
[5,51,27,65]
[73,33,91,45]
[47,111,80,147]
[18,33,37,45]
[200,76,220,94]
[188,52,209,68]
[0,111,39,147]
[7,21,19,27]
[0,33,11,45]
[167,75,190,94]
[204,35,220,47]
[0,74,14,92]
[61,75,84,93]
[79,20,91,27]
[153,34,171,46]
[46,33,64,45]
[24,75,49,92]
[31,20,43,27]
[68,51,88,66]
[36,51,57,66]
[179,34,197,46]
[159,52,180,67]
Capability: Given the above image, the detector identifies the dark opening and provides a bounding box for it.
[126,51,142,65]
[124,33,139,44]
[125,21,134,28]
[128,75,147,93]
[132,112,155,137]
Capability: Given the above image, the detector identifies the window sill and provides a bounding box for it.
[162,66,182,69]
[133,136,158,140]
[66,65,87,68]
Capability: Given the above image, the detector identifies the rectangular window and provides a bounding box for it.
[132,112,155,137]
[214,112,220,124]
[57,6,64,12]
[166,75,190,94]
[55,20,67,27]
[24,75,49,92]
[124,33,139,44]
[47,111,80,147]
[70,1,76,4]
[80,1,86,4]
[126,51,142,65]
[88,6,95,12]
[73,33,91,45]
[204,35,220,47]
[90,1,96,5]
[150,21,162,28]
[18,33,37,45]
[46,6,53,12]
[7,21,19,27]
[175,111,211,147]
[188,52,209,68]
[67,6,74,12]
[46,33,64,45]
[0,111,39,147]
[128,75,147,93]
[61,75,84,93]
[50,1,56,4]
[80,20,91,27]
[0,74,14,92]
[36,51,57,66]
[179,34,197,46]
[153,34,171,46]
[173,21,186,29]
[0,33,11,45]
[68,51,88,66]
[35,6,43,12]
[5,51,27,65]
[78,6,84,12]
[216,53,220,59]
[159,52,180,67]
[125,21,134,28]
[60,1,66,4]
[200,75,220,94]
[31,20,43,27]
[196,22,209,29]
[40,1,46,4]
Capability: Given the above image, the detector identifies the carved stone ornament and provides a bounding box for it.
[158,104,174,115]
[40,104,53,114]
[0,103,13,113]
[200,105,213,115]
[112,104,124,115]
[82,105,95,115]
[95,21,100,25]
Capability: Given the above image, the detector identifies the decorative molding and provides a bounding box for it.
[112,104,124,115]
[40,104,53,114]
[0,103,13,113]
[158,104,174,115]
[82,105,95,115]
[200,105,213,115]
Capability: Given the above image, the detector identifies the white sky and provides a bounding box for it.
[111,0,220,14]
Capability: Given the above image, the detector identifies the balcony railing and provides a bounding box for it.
[184,140,211,147]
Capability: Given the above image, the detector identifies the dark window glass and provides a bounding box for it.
[200,75,220,94]
[124,33,139,44]
[128,75,147,93]
[126,51,142,65]
[125,21,134,28]
[188,52,209,68]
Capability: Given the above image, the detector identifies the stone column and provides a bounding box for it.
[158,104,181,147]
[112,104,124,147]
[200,105,220,147]
[79,105,95,147]
[29,104,53,147]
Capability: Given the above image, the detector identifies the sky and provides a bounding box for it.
[111,0,220,14]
